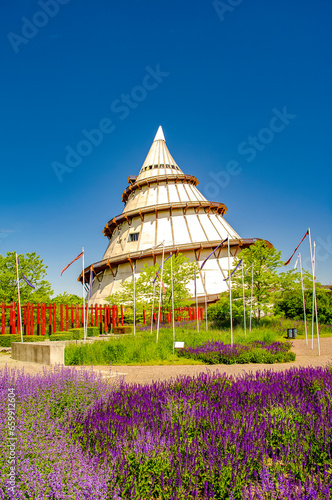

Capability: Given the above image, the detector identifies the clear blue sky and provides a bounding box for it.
[1,0,331,296]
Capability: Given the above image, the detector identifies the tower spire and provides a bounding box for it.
[154,125,165,142]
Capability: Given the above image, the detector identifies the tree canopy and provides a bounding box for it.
[0,251,53,304]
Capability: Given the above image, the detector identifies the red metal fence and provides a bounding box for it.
[1,303,204,335]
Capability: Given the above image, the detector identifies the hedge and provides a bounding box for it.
[0,335,44,347]
[113,326,133,335]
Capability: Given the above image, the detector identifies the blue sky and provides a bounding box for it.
[1,0,331,296]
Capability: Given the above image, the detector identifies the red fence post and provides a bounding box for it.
[1,304,5,334]
[65,305,69,331]
[53,304,56,333]
[121,304,124,326]
[112,306,116,329]
[60,304,63,332]
[16,302,20,335]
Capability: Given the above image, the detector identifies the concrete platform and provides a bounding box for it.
[11,342,65,365]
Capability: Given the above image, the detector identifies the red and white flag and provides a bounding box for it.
[61,251,84,276]
[284,231,309,266]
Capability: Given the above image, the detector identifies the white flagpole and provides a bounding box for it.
[171,253,175,362]
[204,272,208,331]
[242,260,246,337]
[313,242,320,356]
[150,281,156,334]
[195,269,199,332]
[84,266,92,337]
[133,263,136,337]
[82,247,86,341]
[308,228,314,349]
[227,238,233,346]
[156,242,165,343]
[250,263,254,332]
[298,253,308,344]
[15,253,23,343]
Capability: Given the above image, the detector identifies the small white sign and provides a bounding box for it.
[174,341,185,349]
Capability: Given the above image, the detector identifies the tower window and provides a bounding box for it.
[128,233,139,242]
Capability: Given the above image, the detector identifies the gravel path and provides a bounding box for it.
[0,337,331,385]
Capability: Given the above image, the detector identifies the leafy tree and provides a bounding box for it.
[50,292,83,305]
[274,286,332,324]
[0,251,53,304]
[207,291,248,327]
[106,253,198,311]
[230,240,285,321]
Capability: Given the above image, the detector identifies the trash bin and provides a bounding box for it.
[287,329,293,339]
[292,328,297,338]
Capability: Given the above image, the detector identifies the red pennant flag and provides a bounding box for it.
[61,251,84,276]
[284,231,309,266]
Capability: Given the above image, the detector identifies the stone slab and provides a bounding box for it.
[11,342,65,366]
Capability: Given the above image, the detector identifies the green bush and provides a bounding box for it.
[113,326,133,334]
[0,335,45,347]
[49,333,77,342]
[68,327,100,338]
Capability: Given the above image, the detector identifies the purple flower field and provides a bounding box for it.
[178,340,295,364]
[1,365,331,499]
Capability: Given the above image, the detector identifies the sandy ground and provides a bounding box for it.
[0,337,331,385]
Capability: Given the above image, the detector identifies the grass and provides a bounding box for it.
[65,318,304,366]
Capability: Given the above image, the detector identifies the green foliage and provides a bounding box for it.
[49,327,100,341]
[49,333,78,342]
[207,292,248,327]
[50,292,83,305]
[64,325,284,366]
[0,251,53,304]
[0,335,45,347]
[114,326,133,334]
[231,240,285,321]
[274,287,332,324]
[106,253,198,311]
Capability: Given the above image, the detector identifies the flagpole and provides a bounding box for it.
[242,259,246,337]
[15,253,23,343]
[133,263,136,337]
[195,269,199,332]
[298,253,308,344]
[82,249,85,339]
[204,272,208,331]
[150,281,156,334]
[313,242,320,356]
[156,242,165,343]
[308,228,315,349]
[171,253,175,362]
[227,238,233,346]
[84,266,93,337]
[250,263,254,332]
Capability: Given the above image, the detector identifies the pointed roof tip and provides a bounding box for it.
[154,125,165,142]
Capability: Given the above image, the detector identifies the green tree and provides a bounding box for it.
[106,253,197,311]
[50,292,83,305]
[207,290,247,327]
[274,283,332,324]
[230,240,285,321]
[0,251,53,304]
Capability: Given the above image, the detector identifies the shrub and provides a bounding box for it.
[113,326,133,335]
[69,327,100,338]
[0,335,44,347]
[49,333,77,342]
[178,340,295,364]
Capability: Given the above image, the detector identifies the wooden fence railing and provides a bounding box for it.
[1,303,204,335]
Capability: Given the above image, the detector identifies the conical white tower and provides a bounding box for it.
[80,127,262,304]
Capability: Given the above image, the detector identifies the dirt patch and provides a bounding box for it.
[0,337,330,385]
